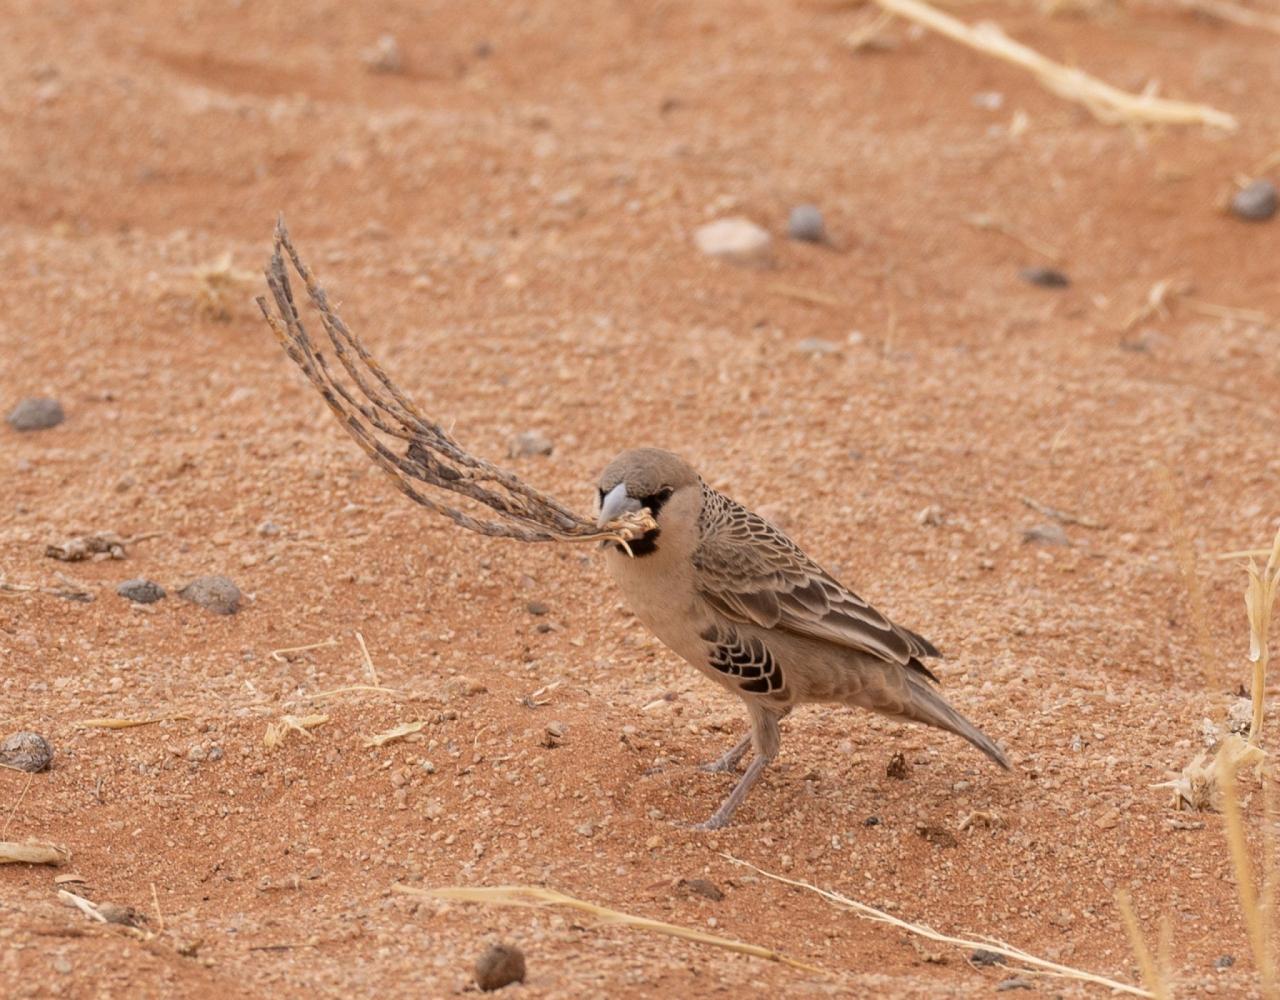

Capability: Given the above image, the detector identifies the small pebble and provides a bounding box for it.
[795,337,841,357]
[864,815,881,826]
[178,575,241,615]
[1215,955,1234,969]
[786,204,826,243]
[1019,266,1070,288]
[970,949,1003,967]
[1022,523,1068,546]
[886,752,909,780]
[475,943,526,991]
[257,520,282,537]
[526,601,550,616]
[7,397,65,431]
[694,217,772,266]
[508,431,553,458]
[1230,179,1277,221]
[116,578,166,604]
[680,878,725,902]
[361,34,403,74]
[0,731,53,772]
[996,979,1033,992]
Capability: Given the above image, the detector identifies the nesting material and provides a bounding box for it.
[871,0,1237,130]
[257,220,656,550]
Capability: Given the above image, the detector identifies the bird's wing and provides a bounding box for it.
[692,491,940,676]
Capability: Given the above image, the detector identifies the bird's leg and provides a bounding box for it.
[699,732,753,774]
[692,704,783,830]
[693,754,771,830]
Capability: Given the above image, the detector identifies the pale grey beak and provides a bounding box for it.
[597,482,642,528]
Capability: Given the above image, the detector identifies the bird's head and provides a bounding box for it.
[596,448,701,556]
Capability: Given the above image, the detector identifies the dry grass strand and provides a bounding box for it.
[723,854,1153,996]
[869,0,1236,129]
[394,883,826,974]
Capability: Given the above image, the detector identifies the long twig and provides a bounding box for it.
[871,0,1237,129]
[394,883,826,974]
[256,219,655,549]
[723,855,1154,997]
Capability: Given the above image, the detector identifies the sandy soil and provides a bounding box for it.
[3,1,1280,996]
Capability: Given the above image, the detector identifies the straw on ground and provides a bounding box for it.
[394,883,827,974]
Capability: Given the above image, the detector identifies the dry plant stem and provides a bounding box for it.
[269,638,338,662]
[0,842,69,865]
[1020,495,1106,529]
[1116,890,1171,1000]
[76,715,188,729]
[1245,525,1280,745]
[257,219,655,549]
[870,0,1236,129]
[355,631,379,686]
[364,721,429,747]
[395,884,825,974]
[1,772,34,838]
[1222,765,1278,992]
[1176,0,1280,35]
[965,213,1063,262]
[723,854,1154,997]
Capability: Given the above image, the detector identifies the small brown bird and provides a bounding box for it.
[597,447,1009,829]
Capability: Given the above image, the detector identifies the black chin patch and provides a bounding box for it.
[615,528,660,557]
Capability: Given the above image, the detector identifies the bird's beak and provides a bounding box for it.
[597,482,642,528]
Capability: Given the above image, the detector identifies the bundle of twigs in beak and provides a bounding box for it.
[256,218,655,549]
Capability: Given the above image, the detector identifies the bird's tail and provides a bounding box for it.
[902,673,1010,769]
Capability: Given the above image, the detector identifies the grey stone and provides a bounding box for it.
[0,731,53,772]
[178,575,242,615]
[117,578,166,604]
[1231,179,1277,222]
[1019,266,1070,288]
[787,204,826,243]
[7,397,64,431]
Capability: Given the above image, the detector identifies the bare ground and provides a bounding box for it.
[3,1,1280,996]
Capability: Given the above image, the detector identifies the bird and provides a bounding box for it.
[595,447,1009,830]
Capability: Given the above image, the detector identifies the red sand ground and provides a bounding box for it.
[3,1,1279,996]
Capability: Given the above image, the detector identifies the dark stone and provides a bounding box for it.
[1019,266,1070,288]
[475,943,526,991]
[117,578,166,604]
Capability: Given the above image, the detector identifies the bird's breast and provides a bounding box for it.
[604,545,709,665]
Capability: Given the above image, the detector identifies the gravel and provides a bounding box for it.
[1230,179,1277,222]
[475,943,526,991]
[786,204,826,243]
[7,397,65,431]
[0,731,54,772]
[117,578,166,604]
[178,575,242,615]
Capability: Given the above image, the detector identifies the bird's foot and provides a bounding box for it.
[699,733,752,774]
